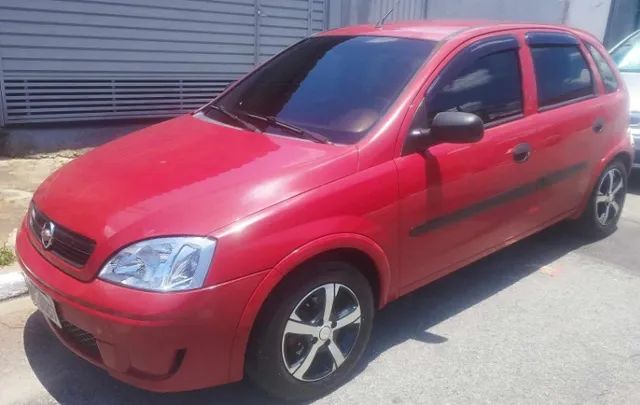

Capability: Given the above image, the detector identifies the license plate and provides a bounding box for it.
[26,279,62,328]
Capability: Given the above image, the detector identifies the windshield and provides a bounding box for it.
[208,35,437,144]
[611,31,640,72]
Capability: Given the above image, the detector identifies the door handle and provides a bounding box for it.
[512,143,531,163]
[592,118,605,134]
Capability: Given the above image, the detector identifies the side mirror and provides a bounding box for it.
[405,111,484,153]
[430,111,484,144]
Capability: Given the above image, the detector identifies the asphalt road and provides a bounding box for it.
[1,174,640,405]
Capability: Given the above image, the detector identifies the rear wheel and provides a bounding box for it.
[246,261,374,401]
[577,160,627,238]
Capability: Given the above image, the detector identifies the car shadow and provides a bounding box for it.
[23,223,590,404]
[363,223,584,360]
[628,170,640,195]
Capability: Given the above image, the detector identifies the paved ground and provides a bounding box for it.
[0,174,639,404]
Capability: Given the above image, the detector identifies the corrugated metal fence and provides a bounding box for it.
[0,0,327,125]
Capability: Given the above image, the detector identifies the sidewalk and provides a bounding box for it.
[0,156,72,300]
[0,265,26,301]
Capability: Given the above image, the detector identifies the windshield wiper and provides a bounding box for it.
[204,104,260,132]
[239,111,331,144]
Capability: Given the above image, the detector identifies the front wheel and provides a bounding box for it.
[246,261,374,401]
[576,160,627,238]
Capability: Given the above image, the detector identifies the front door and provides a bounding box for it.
[395,34,547,292]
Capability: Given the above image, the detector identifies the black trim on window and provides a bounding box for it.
[525,32,580,47]
[483,113,525,129]
[468,35,520,56]
[537,94,597,112]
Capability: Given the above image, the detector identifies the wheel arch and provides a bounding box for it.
[571,148,634,220]
[613,151,632,175]
[227,233,392,381]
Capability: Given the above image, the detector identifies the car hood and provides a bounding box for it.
[33,114,358,247]
[621,72,640,112]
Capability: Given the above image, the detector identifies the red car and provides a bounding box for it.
[17,21,633,400]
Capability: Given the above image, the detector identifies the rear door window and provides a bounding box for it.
[529,44,594,108]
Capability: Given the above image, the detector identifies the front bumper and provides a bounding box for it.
[16,221,267,392]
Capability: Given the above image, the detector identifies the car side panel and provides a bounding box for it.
[566,31,630,213]
[212,160,399,287]
[213,161,400,380]
[393,30,552,290]
[520,32,603,221]
[395,117,544,291]
[228,232,392,381]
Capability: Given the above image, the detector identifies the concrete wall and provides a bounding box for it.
[565,0,612,40]
[426,0,568,24]
[328,0,426,27]
[329,0,614,41]
[604,0,639,47]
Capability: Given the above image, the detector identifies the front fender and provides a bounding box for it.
[227,232,391,381]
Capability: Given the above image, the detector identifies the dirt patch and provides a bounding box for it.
[0,155,74,250]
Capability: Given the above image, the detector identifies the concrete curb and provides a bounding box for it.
[0,265,27,301]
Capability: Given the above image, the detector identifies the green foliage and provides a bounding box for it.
[0,245,15,266]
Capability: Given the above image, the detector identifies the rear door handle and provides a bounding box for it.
[593,118,605,134]
[512,143,531,163]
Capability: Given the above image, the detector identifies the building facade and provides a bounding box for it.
[0,0,637,126]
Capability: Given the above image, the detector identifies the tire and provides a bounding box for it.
[245,260,374,401]
[576,160,627,238]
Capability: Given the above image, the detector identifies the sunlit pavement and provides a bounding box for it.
[1,174,640,405]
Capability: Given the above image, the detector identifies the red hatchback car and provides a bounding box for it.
[17,21,634,400]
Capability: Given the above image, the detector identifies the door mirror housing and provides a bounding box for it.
[405,111,484,153]
[430,111,484,144]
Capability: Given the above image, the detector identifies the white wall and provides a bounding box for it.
[329,0,613,41]
[565,0,612,40]
[426,0,567,24]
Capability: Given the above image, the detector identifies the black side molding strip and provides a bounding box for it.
[409,161,587,237]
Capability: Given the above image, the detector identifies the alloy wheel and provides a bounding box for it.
[281,283,361,382]
[595,167,625,226]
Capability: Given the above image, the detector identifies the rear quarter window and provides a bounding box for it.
[586,43,619,93]
[530,45,594,108]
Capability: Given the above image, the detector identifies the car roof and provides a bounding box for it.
[319,20,591,43]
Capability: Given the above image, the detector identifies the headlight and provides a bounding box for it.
[98,237,216,292]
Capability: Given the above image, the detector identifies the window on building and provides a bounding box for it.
[530,45,594,107]
[425,50,523,126]
[587,43,619,93]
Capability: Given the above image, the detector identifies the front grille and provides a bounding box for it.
[60,319,100,359]
[29,204,96,267]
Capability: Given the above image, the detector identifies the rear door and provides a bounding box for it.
[584,41,628,168]
[524,32,602,220]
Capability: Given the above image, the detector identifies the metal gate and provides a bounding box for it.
[0,0,327,126]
